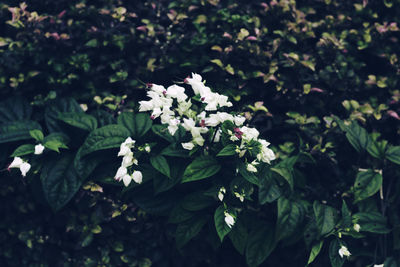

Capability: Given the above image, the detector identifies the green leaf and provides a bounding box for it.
[270,166,293,190]
[276,197,303,241]
[259,168,281,204]
[340,119,370,152]
[239,162,259,185]
[214,205,233,242]
[43,133,69,152]
[182,156,221,183]
[0,120,42,144]
[175,216,207,248]
[307,240,323,265]
[80,124,130,157]
[386,146,400,165]
[150,155,171,178]
[229,218,248,255]
[353,170,383,203]
[29,129,44,142]
[313,201,337,237]
[152,124,186,143]
[367,139,387,159]
[118,112,152,139]
[45,98,83,132]
[341,200,352,228]
[160,143,189,158]
[168,205,195,224]
[181,192,213,211]
[384,257,399,267]
[0,97,32,123]
[11,144,35,157]
[41,154,81,211]
[217,144,237,156]
[246,223,276,267]
[329,239,345,267]
[352,212,390,234]
[58,112,98,131]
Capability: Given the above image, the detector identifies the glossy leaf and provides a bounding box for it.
[150,155,171,178]
[214,205,233,242]
[0,120,42,144]
[11,144,35,157]
[117,112,152,139]
[307,240,323,265]
[58,112,98,131]
[246,223,276,267]
[182,156,221,183]
[329,239,345,267]
[386,146,400,165]
[276,197,303,241]
[353,170,382,203]
[313,201,337,237]
[217,144,237,156]
[175,216,207,248]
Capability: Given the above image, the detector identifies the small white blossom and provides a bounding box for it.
[9,157,23,169]
[234,192,245,202]
[115,166,127,181]
[257,139,276,164]
[34,144,45,155]
[121,152,135,167]
[338,246,351,258]
[182,142,195,150]
[374,264,384,267]
[20,162,31,177]
[122,174,132,187]
[139,100,154,112]
[167,85,187,102]
[234,115,246,126]
[241,126,260,141]
[224,211,235,228]
[131,171,143,184]
[118,144,131,157]
[353,224,361,232]
[246,162,258,173]
[218,187,226,201]
[144,144,151,153]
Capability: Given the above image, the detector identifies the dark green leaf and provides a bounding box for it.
[229,218,248,255]
[329,239,345,267]
[217,144,237,156]
[239,163,259,185]
[176,216,207,248]
[45,98,82,132]
[271,166,293,190]
[80,124,130,157]
[341,200,352,228]
[307,240,323,265]
[168,205,195,224]
[181,192,213,211]
[0,120,42,144]
[0,97,32,123]
[259,168,281,204]
[43,133,69,152]
[182,156,221,183]
[313,201,337,237]
[214,205,233,242]
[41,154,81,211]
[117,112,152,139]
[152,124,186,143]
[160,143,189,158]
[58,112,98,131]
[29,129,44,142]
[353,170,382,203]
[352,212,390,234]
[276,197,303,241]
[386,146,400,165]
[11,144,35,157]
[150,155,171,178]
[384,257,400,267]
[246,223,276,267]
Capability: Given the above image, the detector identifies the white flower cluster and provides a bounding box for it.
[338,245,351,258]
[139,73,276,168]
[224,211,235,228]
[8,144,45,177]
[114,137,143,187]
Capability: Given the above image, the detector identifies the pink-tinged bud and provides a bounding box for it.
[58,10,66,18]
[163,90,167,96]
[151,3,156,9]
[261,3,269,8]
[136,25,147,32]
[342,49,348,53]
[246,36,257,41]
[200,119,206,128]
[270,0,278,6]
[390,100,397,105]
[310,87,324,93]
[388,110,400,120]
[201,97,205,101]
[184,77,189,83]
[223,32,232,39]
[150,115,155,120]
[234,133,242,139]
[188,5,198,12]
[50,18,55,24]
[51,33,60,40]
[146,83,153,88]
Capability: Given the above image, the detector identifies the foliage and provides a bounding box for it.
[1,0,400,266]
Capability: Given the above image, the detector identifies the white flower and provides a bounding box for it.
[34,144,45,155]
[338,246,351,258]
[115,166,127,181]
[218,187,226,201]
[144,144,151,153]
[20,162,31,177]
[353,224,361,232]
[167,118,181,136]
[9,157,24,169]
[224,211,235,228]
[122,174,132,187]
[139,100,153,112]
[167,85,187,102]
[151,107,162,118]
[204,114,220,127]
[123,137,135,147]
[118,144,131,157]
[246,162,258,173]
[217,112,234,123]
[373,264,384,267]
[131,171,143,184]
[177,100,192,116]
[241,126,259,141]
[182,142,195,150]
[121,152,135,167]
[257,139,276,164]
[234,115,246,126]
[213,130,221,143]
[192,134,205,146]
[234,192,245,202]
[150,84,166,95]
